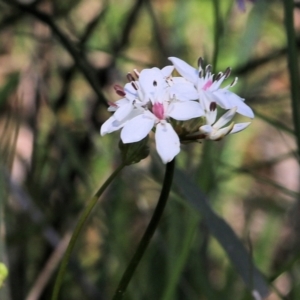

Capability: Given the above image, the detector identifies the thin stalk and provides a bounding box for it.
[51,163,126,300]
[212,0,221,72]
[283,0,300,160]
[112,158,176,300]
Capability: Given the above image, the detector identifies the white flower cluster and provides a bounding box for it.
[101,57,254,164]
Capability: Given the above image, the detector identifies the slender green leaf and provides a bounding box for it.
[174,169,270,299]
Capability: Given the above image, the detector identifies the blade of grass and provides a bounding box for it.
[51,163,126,300]
[283,0,300,160]
[174,169,270,299]
[0,95,21,300]
[254,110,294,136]
[161,214,199,300]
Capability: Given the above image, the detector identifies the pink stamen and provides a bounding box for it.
[108,101,118,108]
[152,102,164,120]
[203,79,213,91]
[114,84,126,97]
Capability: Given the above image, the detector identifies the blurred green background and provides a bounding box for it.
[0,0,299,299]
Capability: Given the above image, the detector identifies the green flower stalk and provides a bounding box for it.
[51,136,150,300]
[51,164,125,300]
[113,158,176,300]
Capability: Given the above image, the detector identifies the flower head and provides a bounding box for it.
[101,67,204,163]
[101,56,254,164]
[168,57,254,118]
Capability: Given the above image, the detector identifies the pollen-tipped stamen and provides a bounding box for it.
[230,77,238,87]
[127,73,135,82]
[133,69,140,78]
[131,82,139,90]
[205,64,212,75]
[197,57,204,70]
[114,84,126,97]
[224,67,231,79]
[215,72,223,81]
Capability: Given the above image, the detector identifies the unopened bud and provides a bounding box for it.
[119,136,149,165]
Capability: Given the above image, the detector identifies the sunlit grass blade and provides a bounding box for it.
[254,110,294,136]
[161,214,199,300]
[283,0,300,160]
[174,169,270,299]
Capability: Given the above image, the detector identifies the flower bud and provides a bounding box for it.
[119,136,149,165]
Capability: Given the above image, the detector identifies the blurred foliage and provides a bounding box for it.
[0,0,299,299]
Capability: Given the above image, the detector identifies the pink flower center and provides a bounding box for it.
[152,102,164,120]
[203,79,213,91]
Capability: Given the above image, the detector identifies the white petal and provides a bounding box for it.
[168,57,199,84]
[210,75,226,91]
[199,125,213,134]
[198,90,212,112]
[155,88,170,105]
[121,113,155,143]
[171,77,191,84]
[205,109,217,125]
[168,101,204,120]
[114,102,134,122]
[125,107,146,122]
[230,122,251,134]
[213,107,237,129]
[169,82,198,101]
[114,98,129,107]
[210,123,234,140]
[139,68,166,96]
[155,123,180,163]
[161,65,174,78]
[101,108,146,136]
[213,89,254,118]
[123,83,137,101]
[100,116,123,135]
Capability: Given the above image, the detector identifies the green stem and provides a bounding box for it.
[212,0,221,72]
[283,0,300,160]
[51,163,125,300]
[112,158,176,300]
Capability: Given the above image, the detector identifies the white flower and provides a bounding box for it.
[101,67,204,163]
[121,83,203,163]
[100,69,158,136]
[199,107,251,140]
[168,56,254,118]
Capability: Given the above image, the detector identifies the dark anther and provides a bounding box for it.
[224,67,231,79]
[198,70,203,78]
[114,84,126,97]
[197,57,204,69]
[209,102,217,111]
[131,82,138,90]
[215,72,223,81]
[127,73,135,82]
[205,64,212,74]
[153,80,157,86]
